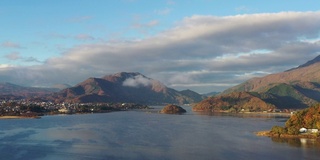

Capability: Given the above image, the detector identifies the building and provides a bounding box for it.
[299,128,319,133]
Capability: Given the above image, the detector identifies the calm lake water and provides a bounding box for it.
[0,106,319,160]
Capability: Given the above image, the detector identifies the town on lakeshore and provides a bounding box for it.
[0,99,149,119]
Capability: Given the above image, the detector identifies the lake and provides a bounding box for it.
[0,106,319,160]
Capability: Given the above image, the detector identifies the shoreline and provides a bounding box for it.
[255,130,319,139]
[193,110,291,116]
[192,109,290,114]
[0,116,41,119]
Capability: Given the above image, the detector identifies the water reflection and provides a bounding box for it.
[193,111,320,150]
[0,129,54,160]
[194,111,291,119]
[271,137,320,148]
[1,111,320,160]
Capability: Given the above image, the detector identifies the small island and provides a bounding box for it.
[160,104,186,114]
[256,104,320,139]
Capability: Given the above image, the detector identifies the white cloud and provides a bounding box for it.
[155,8,172,15]
[5,52,21,60]
[68,16,93,23]
[46,33,68,39]
[1,12,320,93]
[131,20,160,35]
[235,6,253,13]
[123,75,152,87]
[0,64,13,69]
[4,52,42,64]
[1,41,23,49]
[166,0,175,5]
[75,34,95,41]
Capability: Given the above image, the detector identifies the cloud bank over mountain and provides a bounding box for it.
[1,12,320,93]
[123,75,153,88]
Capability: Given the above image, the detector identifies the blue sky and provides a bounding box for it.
[1,0,320,93]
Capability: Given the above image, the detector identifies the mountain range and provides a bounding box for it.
[0,82,59,100]
[47,72,205,104]
[194,55,320,111]
[2,55,320,108]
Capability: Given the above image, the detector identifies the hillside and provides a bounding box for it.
[48,72,204,104]
[193,92,275,112]
[219,55,320,108]
[223,56,320,94]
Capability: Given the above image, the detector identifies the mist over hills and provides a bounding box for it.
[195,55,320,111]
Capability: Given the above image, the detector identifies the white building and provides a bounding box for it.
[299,128,319,133]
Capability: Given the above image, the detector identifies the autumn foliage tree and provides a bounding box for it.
[270,126,286,137]
[285,104,320,135]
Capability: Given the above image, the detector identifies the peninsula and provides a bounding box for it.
[256,104,320,139]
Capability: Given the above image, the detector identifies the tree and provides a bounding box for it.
[270,126,286,137]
